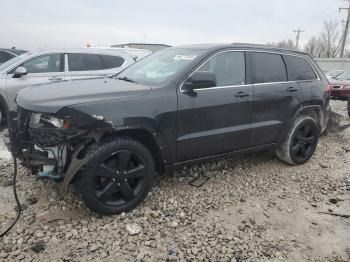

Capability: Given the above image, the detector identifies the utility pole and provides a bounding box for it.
[293,29,305,50]
[339,0,350,57]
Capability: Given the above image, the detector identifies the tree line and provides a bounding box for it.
[268,21,346,58]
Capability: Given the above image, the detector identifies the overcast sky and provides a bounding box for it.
[0,0,344,50]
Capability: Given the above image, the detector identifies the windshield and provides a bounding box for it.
[326,70,343,78]
[0,52,32,72]
[335,71,350,80]
[116,48,205,85]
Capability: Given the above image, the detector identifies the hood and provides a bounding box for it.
[16,77,152,113]
[329,79,350,85]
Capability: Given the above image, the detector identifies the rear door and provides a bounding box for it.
[5,53,64,111]
[176,50,253,161]
[65,53,127,80]
[249,51,302,147]
[284,54,322,100]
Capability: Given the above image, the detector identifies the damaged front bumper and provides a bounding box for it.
[7,106,112,192]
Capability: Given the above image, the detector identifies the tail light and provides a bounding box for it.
[325,84,332,94]
[63,119,71,129]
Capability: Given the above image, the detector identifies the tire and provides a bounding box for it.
[0,107,4,127]
[276,116,319,165]
[0,103,8,129]
[76,137,155,215]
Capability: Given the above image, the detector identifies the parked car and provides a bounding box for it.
[328,71,350,99]
[0,48,27,64]
[6,44,330,215]
[325,69,344,80]
[0,48,151,126]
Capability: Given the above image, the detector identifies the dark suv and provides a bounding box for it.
[7,44,330,214]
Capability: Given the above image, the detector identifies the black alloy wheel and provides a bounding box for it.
[94,150,146,206]
[290,121,318,164]
[77,137,155,215]
[276,116,319,165]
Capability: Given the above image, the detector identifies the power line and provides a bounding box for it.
[293,29,305,50]
[339,0,350,57]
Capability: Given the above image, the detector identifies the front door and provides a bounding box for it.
[176,51,253,162]
[5,53,64,111]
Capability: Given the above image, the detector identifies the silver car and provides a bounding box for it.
[0,48,151,125]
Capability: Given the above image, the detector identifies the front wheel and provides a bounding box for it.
[76,137,155,215]
[276,116,319,165]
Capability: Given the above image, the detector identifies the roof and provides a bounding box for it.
[112,43,171,47]
[0,48,27,55]
[174,43,308,55]
[32,47,149,54]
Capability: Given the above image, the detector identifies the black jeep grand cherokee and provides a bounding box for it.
[8,44,330,214]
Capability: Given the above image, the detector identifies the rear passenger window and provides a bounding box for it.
[197,51,245,86]
[68,53,103,71]
[100,55,125,69]
[251,52,287,83]
[286,55,317,81]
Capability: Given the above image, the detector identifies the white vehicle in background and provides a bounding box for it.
[0,48,151,125]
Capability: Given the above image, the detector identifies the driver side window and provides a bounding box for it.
[197,51,246,87]
[10,53,63,74]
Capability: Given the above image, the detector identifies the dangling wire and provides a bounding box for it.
[0,157,22,238]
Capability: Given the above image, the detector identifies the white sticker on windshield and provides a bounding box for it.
[173,54,197,61]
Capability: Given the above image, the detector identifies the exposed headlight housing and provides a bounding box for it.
[29,113,69,128]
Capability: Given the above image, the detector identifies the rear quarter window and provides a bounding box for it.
[251,52,287,83]
[100,55,125,69]
[285,55,317,81]
[68,53,103,71]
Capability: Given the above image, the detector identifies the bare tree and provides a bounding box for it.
[304,20,343,58]
[304,36,326,58]
[267,39,296,49]
[321,21,341,58]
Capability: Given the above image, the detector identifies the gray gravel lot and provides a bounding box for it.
[0,100,350,262]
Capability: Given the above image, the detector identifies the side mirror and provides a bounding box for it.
[183,71,217,92]
[13,67,28,78]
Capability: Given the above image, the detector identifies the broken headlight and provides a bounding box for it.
[29,113,70,129]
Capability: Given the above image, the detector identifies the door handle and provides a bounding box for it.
[286,86,299,92]
[49,76,63,81]
[234,91,250,98]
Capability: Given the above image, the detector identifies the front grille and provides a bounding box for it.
[29,127,78,147]
[332,85,342,89]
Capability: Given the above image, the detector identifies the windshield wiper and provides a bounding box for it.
[117,76,137,83]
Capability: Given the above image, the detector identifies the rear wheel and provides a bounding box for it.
[276,116,319,165]
[0,108,3,127]
[76,137,155,215]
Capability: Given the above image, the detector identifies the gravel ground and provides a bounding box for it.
[0,100,350,262]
